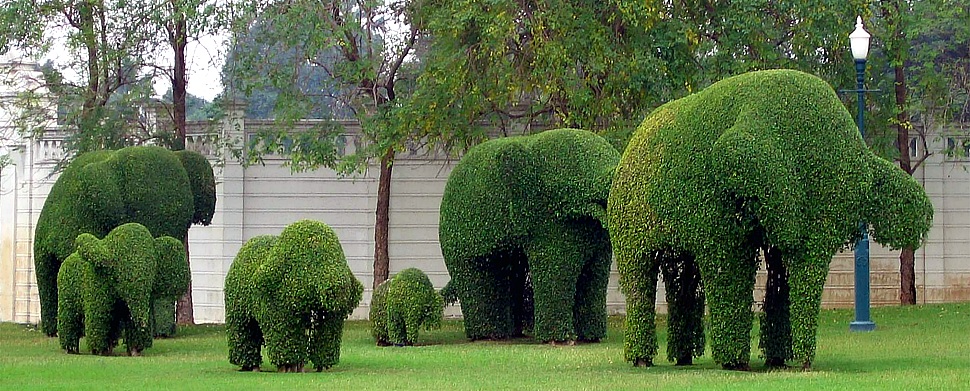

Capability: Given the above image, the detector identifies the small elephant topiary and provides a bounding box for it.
[371,268,444,346]
[57,223,189,355]
[439,128,619,343]
[35,146,216,337]
[608,69,933,370]
[225,220,363,372]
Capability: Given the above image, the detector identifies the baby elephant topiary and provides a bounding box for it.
[57,223,189,355]
[371,268,444,346]
[225,220,363,372]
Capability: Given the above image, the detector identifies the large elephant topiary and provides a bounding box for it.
[34,146,216,337]
[608,69,933,370]
[370,267,444,346]
[57,223,189,355]
[225,220,363,372]
[439,128,619,343]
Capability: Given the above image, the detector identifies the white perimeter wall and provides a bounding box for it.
[2,113,969,324]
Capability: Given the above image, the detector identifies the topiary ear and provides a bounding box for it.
[78,162,123,230]
[866,157,934,250]
[76,233,112,268]
[175,150,216,226]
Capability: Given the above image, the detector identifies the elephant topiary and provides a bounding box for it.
[35,145,216,337]
[225,220,363,372]
[57,223,189,355]
[439,128,619,343]
[608,69,933,370]
[370,268,444,346]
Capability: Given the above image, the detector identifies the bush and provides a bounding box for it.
[439,128,618,343]
[34,146,215,337]
[225,220,363,372]
[371,268,443,346]
[608,69,933,369]
[56,223,189,355]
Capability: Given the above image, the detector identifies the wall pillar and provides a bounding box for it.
[0,146,21,321]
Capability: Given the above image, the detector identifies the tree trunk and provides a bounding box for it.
[893,61,918,305]
[170,2,193,324]
[78,0,100,136]
[171,10,188,151]
[176,237,195,324]
[899,246,917,305]
[373,148,394,289]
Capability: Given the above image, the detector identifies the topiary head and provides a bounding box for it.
[175,150,216,227]
[529,129,620,226]
[865,156,934,250]
[75,233,112,268]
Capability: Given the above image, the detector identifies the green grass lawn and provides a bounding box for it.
[1,302,968,390]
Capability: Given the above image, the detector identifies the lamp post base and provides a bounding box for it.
[849,321,876,332]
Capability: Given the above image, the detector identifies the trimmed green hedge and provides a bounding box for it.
[371,268,444,346]
[56,223,189,355]
[608,69,933,370]
[225,220,363,372]
[34,146,215,337]
[439,128,618,343]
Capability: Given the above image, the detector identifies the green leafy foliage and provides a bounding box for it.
[224,220,363,372]
[370,268,443,346]
[608,70,933,370]
[406,1,867,152]
[34,146,216,336]
[56,223,189,355]
[439,129,618,343]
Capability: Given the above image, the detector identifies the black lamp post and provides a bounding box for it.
[849,16,876,332]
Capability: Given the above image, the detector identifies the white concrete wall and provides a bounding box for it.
[1,106,968,324]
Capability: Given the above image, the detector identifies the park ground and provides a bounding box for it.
[1,302,968,390]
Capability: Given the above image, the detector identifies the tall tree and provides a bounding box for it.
[0,0,162,154]
[227,0,425,288]
[405,0,867,151]
[868,0,970,304]
[147,0,222,325]
[401,0,680,149]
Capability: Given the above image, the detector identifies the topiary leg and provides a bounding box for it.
[402,306,424,346]
[619,249,660,367]
[454,253,519,340]
[759,247,792,368]
[572,236,611,343]
[57,269,85,353]
[309,314,345,371]
[152,298,178,338]
[122,293,153,355]
[700,247,758,370]
[83,278,116,355]
[262,312,309,372]
[525,230,583,343]
[787,258,829,370]
[227,313,263,370]
[386,307,409,346]
[661,251,705,365]
[36,252,61,337]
